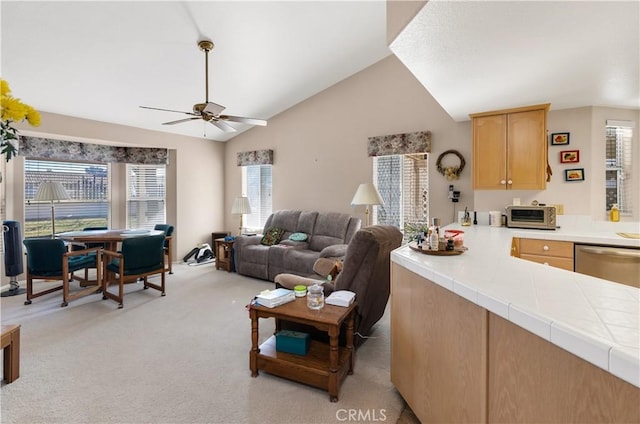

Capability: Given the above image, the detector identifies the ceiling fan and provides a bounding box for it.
[140,40,267,133]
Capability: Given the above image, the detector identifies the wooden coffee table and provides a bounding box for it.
[249,297,356,402]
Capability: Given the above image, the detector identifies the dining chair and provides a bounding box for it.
[153,224,174,274]
[102,234,166,308]
[71,226,107,285]
[23,238,103,307]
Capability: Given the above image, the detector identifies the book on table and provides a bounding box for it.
[255,288,295,308]
[325,290,356,307]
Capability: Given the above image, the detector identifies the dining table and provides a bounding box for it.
[57,228,166,252]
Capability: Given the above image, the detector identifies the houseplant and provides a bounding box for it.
[1,78,41,162]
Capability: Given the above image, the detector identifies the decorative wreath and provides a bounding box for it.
[436,150,466,180]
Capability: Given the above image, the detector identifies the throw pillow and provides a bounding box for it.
[261,227,285,246]
[289,232,308,242]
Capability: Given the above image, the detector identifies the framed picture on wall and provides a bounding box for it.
[560,150,579,163]
[564,168,585,181]
[551,132,570,145]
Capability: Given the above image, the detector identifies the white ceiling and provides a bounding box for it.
[391,0,639,121]
[2,1,638,144]
[1,1,390,141]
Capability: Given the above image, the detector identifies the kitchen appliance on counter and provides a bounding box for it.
[575,244,640,288]
[506,205,557,230]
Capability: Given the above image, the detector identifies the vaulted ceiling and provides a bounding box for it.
[1,1,390,141]
[2,1,638,143]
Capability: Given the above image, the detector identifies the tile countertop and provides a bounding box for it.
[390,221,640,388]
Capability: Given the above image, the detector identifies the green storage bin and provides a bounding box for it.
[275,330,310,355]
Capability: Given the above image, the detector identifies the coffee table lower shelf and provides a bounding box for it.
[254,335,353,401]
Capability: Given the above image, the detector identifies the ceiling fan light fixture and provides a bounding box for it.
[140,38,267,133]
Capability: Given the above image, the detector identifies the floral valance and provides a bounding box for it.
[367,131,431,157]
[237,149,273,166]
[19,136,168,165]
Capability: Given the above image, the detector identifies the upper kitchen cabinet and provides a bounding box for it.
[471,104,550,190]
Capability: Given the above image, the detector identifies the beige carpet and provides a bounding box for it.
[0,263,404,423]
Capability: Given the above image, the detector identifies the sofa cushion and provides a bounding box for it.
[297,211,318,235]
[282,248,322,275]
[267,210,303,233]
[309,212,351,251]
[289,232,308,241]
[261,227,285,246]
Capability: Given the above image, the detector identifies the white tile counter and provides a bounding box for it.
[512,215,640,248]
[391,223,640,388]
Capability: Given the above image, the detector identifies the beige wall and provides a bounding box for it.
[474,106,640,221]
[386,0,427,45]
[224,55,473,230]
[2,112,225,268]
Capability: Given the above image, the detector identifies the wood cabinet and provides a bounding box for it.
[391,264,488,423]
[471,104,550,190]
[512,238,574,271]
[390,262,640,423]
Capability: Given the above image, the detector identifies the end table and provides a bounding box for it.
[214,238,234,272]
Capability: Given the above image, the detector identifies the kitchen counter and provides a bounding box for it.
[512,215,640,248]
[391,222,640,388]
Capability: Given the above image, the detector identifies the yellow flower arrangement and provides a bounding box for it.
[1,78,41,161]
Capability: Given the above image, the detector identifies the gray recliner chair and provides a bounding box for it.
[275,224,403,346]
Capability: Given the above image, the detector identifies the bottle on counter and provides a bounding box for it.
[429,217,440,251]
[609,204,620,222]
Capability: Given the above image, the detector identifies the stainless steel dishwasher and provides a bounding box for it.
[574,244,640,288]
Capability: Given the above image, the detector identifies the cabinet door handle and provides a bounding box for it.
[500,180,506,185]
[508,180,513,185]
[543,245,550,251]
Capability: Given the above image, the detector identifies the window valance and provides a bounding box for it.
[19,136,168,165]
[237,149,274,166]
[367,131,431,157]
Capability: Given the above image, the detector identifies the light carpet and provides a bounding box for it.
[0,263,404,424]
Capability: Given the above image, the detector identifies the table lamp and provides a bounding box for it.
[34,181,70,238]
[351,183,384,227]
[231,196,252,235]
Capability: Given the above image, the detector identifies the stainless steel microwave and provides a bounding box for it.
[506,205,557,230]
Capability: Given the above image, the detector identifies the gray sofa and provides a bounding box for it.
[234,210,361,281]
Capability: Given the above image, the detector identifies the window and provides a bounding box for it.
[24,159,109,238]
[242,165,272,230]
[373,153,429,231]
[126,164,166,229]
[605,120,633,215]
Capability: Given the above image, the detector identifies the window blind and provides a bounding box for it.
[126,164,166,230]
[243,165,272,230]
[605,123,633,214]
[373,153,429,232]
[24,159,109,238]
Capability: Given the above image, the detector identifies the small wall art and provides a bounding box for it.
[564,168,585,182]
[551,132,570,145]
[560,150,580,163]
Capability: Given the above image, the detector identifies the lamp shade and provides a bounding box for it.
[351,183,384,206]
[231,196,252,215]
[34,181,70,202]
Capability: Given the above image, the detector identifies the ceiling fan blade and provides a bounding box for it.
[203,102,226,116]
[162,117,201,125]
[140,105,198,115]
[210,119,237,132]
[219,115,267,126]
